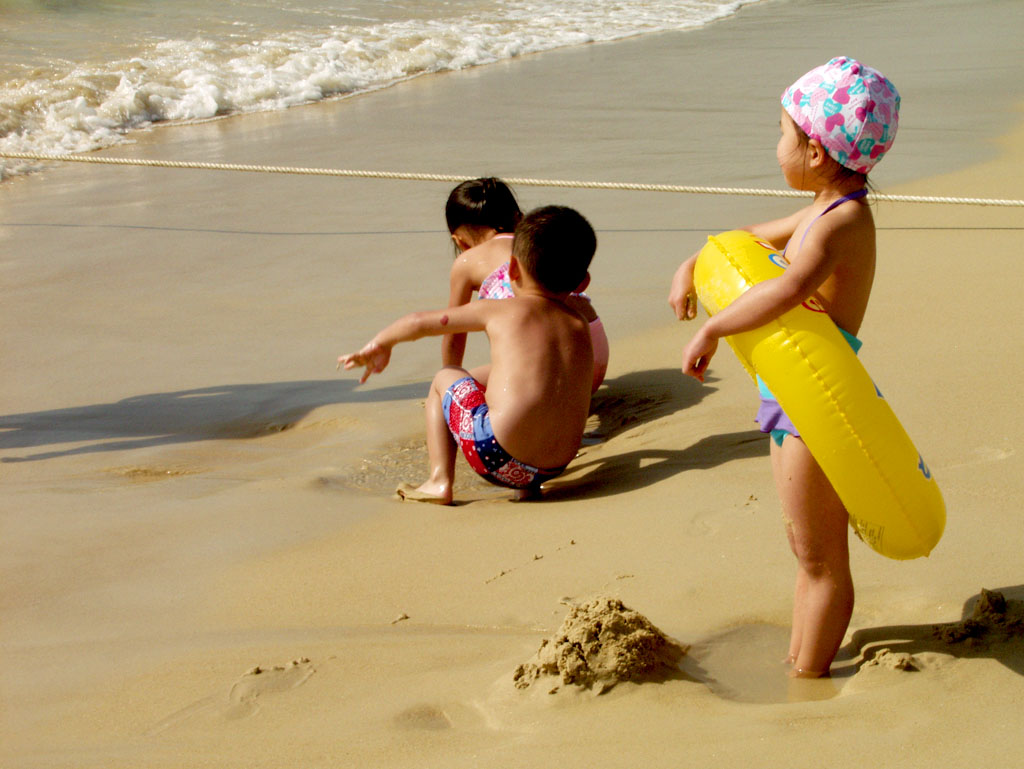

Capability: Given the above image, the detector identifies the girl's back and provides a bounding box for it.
[787,195,876,337]
[450,234,514,298]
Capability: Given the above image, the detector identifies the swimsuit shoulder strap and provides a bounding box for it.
[784,188,868,258]
[819,187,868,216]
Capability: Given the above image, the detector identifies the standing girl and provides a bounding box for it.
[669,57,900,677]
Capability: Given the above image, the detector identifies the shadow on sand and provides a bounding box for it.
[843,585,1024,678]
[542,367,768,500]
[0,378,429,462]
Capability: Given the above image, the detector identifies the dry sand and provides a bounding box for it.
[2,0,1024,766]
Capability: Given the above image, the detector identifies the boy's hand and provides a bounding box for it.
[337,341,391,384]
[682,327,718,383]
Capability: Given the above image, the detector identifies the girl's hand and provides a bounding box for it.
[337,341,391,384]
[682,327,718,383]
[668,256,699,320]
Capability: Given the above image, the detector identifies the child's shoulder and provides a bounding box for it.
[800,195,875,251]
[451,239,509,284]
[521,295,591,335]
[823,198,874,250]
[489,292,575,318]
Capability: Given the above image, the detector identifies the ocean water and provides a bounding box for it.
[0,0,758,175]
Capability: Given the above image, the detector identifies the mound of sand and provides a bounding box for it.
[863,649,921,672]
[934,589,1024,647]
[513,596,687,694]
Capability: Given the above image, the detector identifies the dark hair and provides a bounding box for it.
[791,121,871,189]
[512,205,596,293]
[445,177,522,234]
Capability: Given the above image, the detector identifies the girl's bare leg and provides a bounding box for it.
[771,436,853,678]
[773,443,808,665]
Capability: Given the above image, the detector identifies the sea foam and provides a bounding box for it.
[0,0,756,177]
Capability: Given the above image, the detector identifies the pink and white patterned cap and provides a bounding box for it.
[781,56,900,174]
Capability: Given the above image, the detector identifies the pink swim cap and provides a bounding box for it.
[781,56,900,175]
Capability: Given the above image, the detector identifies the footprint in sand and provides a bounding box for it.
[149,657,315,733]
[107,465,195,482]
[224,658,316,719]
[943,445,1015,469]
[391,703,453,731]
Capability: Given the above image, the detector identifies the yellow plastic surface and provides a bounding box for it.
[694,230,945,559]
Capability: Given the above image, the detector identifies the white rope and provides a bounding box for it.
[2,151,1023,207]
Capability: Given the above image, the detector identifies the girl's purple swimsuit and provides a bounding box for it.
[756,325,862,446]
[755,189,867,447]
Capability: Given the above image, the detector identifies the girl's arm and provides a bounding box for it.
[682,222,842,382]
[669,208,811,321]
[668,251,699,320]
[742,206,809,250]
[339,302,492,383]
[441,257,477,367]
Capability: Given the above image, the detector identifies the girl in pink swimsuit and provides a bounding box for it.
[443,177,609,392]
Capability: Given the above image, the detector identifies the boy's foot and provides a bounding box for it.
[511,487,543,502]
[395,482,451,505]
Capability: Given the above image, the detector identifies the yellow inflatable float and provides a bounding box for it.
[694,230,945,560]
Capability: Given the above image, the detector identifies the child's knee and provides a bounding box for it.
[432,365,469,392]
[795,552,832,580]
[793,542,850,581]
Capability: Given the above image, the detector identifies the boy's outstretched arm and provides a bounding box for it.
[338,303,491,383]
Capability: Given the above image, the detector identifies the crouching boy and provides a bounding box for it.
[338,205,597,504]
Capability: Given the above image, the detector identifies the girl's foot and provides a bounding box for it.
[788,666,829,679]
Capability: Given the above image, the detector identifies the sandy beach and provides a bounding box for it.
[3,0,1023,766]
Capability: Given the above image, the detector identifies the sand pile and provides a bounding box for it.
[863,649,921,672]
[513,596,687,694]
[934,589,1024,647]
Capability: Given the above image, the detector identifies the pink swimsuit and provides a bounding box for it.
[478,259,609,392]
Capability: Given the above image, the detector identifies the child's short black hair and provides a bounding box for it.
[445,177,522,235]
[512,205,596,294]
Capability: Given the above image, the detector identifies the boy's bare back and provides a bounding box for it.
[480,293,593,469]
